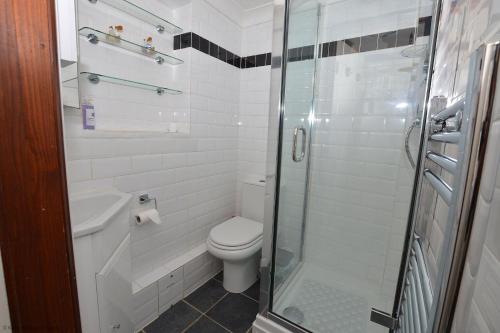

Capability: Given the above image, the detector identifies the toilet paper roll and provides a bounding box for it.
[135,209,162,225]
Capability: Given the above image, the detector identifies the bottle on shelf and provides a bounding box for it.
[106,25,123,44]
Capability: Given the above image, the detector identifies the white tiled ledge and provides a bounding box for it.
[132,243,222,331]
[133,243,208,293]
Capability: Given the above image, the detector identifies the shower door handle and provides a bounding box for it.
[292,126,306,162]
[404,118,420,169]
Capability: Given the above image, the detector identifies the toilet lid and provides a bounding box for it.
[210,217,263,247]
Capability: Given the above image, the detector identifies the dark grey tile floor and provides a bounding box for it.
[143,271,260,333]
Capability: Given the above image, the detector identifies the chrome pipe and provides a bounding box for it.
[426,152,457,174]
[423,169,453,205]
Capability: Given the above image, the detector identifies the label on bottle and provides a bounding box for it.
[82,101,95,130]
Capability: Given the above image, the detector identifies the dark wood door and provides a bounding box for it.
[0,0,81,331]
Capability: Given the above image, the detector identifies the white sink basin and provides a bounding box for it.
[70,190,132,238]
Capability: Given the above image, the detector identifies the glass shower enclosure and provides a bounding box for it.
[262,0,435,332]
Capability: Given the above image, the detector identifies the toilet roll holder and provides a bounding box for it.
[138,193,157,209]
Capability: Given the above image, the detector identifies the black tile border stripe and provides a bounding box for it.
[174,32,271,69]
[174,16,432,68]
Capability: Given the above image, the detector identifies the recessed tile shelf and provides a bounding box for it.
[80,72,182,95]
[79,27,183,65]
[89,0,182,34]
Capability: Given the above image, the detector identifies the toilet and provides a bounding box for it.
[207,180,265,293]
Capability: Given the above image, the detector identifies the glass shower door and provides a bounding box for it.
[269,0,433,332]
[271,0,320,292]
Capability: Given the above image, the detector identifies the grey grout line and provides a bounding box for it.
[179,301,204,333]
[202,292,256,333]
[203,292,229,314]
[182,290,229,316]
[196,291,237,332]
[240,291,259,304]
[213,272,258,303]
[180,315,203,333]
[182,292,233,332]
[201,314,233,332]
[153,276,257,333]
[181,299,205,315]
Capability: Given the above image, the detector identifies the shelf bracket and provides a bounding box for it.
[87,33,99,44]
[156,88,165,95]
[156,25,165,33]
[155,56,165,65]
[88,74,100,84]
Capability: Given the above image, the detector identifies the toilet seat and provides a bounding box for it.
[208,235,262,251]
[209,216,263,249]
[207,236,262,262]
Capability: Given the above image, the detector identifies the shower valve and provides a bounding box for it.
[430,111,462,133]
[430,120,445,133]
[443,111,463,132]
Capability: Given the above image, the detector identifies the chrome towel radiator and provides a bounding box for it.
[395,42,500,333]
[398,238,433,333]
[422,97,465,207]
[399,96,466,333]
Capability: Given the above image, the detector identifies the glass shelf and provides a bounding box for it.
[90,0,182,34]
[79,27,183,65]
[80,72,182,95]
[62,77,78,88]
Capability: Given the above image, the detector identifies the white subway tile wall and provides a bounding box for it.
[321,0,433,43]
[65,1,273,323]
[76,0,190,134]
[236,7,273,214]
[301,0,428,313]
[306,48,419,312]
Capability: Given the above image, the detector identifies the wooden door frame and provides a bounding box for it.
[0,0,81,331]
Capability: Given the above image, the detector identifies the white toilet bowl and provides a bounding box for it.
[207,216,263,293]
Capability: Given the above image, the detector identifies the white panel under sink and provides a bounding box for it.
[158,267,183,291]
[159,281,183,314]
[96,234,133,333]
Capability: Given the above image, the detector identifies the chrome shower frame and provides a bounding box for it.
[258,0,288,316]
[391,0,443,324]
[257,0,317,332]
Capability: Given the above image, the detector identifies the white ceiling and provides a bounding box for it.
[233,0,273,10]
